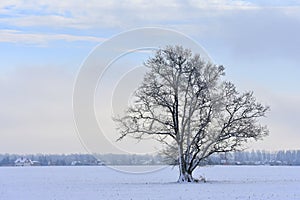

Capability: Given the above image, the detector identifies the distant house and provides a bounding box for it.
[15,157,33,166]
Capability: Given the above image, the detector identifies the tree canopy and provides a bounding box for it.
[115,45,269,182]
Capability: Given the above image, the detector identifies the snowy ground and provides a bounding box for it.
[0,165,299,200]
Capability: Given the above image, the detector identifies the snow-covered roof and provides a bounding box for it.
[15,157,32,164]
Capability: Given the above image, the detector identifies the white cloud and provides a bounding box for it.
[0,29,105,45]
[1,0,299,32]
[0,0,259,30]
[250,88,300,150]
[187,0,256,9]
[0,66,85,154]
[0,0,299,44]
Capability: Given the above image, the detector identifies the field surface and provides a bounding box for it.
[0,165,299,199]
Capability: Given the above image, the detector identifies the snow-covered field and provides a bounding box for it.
[0,165,299,200]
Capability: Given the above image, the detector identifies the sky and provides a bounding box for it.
[0,0,300,154]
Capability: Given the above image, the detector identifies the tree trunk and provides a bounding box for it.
[177,154,195,183]
[178,168,195,183]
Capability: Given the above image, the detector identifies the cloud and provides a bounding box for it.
[246,0,300,7]
[249,87,300,150]
[0,0,259,31]
[188,0,255,9]
[1,0,299,31]
[0,0,299,45]
[0,29,105,45]
[0,66,85,153]
[219,10,300,60]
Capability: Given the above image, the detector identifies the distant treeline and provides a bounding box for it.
[208,150,300,166]
[0,153,164,166]
[1,150,300,166]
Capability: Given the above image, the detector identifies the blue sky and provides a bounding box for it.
[0,0,300,153]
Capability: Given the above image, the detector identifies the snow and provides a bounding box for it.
[0,165,299,199]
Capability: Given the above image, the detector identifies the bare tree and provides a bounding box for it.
[115,46,269,182]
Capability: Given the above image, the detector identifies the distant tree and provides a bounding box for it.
[276,150,285,162]
[285,150,292,164]
[115,46,269,182]
[256,150,262,162]
[0,156,10,165]
[296,150,300,164]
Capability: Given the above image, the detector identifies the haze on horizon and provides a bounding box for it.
[0,0,300,154]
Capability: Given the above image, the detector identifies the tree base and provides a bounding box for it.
[177,173,207,183]
[178,173,205,183]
